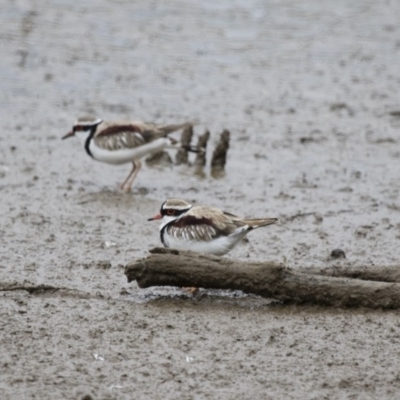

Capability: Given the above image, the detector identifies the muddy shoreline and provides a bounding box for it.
[1,1,400,398]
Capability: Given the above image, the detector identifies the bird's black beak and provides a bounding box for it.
[62,131,74,140]
[148,213,162,221]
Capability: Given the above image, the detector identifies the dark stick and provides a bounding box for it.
[194,130,210,167]
[125,248,400,309]
[0,282,102,299]
[211,129,230,170]
[175,125,194,165]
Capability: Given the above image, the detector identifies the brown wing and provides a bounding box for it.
[204,209,277,231]
[93,121,190,151]
[166,216,222,242]
[143,122,192,135]
[187,206,248,235]
[93,124,165,151]
[168,209,249,242]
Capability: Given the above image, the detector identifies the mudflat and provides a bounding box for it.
[1,1,400,399]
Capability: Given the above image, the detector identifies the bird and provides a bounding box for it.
[148,198,278,256]
[62,117,193,192]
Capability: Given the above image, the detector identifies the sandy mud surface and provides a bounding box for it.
[1,0,400,398]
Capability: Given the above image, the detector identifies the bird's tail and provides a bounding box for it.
[243,218,278,229]
[160,122,194,135]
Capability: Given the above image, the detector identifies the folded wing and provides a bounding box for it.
[93,122,191,151]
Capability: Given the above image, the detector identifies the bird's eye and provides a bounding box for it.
[74,125,82,131]
[167,209,175,215]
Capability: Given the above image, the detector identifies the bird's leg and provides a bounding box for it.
[119,162,136,191]
[122,160,142,192]
[182,287,199,295]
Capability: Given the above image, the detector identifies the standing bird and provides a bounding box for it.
[62,117,193,192]
[148,198,278,256]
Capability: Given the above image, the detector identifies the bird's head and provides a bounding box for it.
[62,117,103,141]
[148,198,193,224]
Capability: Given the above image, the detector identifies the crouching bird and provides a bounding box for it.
[148,198,278,256]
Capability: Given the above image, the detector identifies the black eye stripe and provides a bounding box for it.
[73,125,95,132]
[161,208,187,217]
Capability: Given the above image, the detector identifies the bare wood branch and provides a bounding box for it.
[194,130,210,167]
[125,248,400,309]
[211,129,230,171]
[175,125,194,165]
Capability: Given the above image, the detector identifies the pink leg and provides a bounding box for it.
[122,160,142,192]
[182,287,199,295]
[119,162,137,190]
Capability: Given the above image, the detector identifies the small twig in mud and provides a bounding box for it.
[211,129,230,173]
[175,125,194,165]
[0,282,104,299]
[194,130,210,167]
[284,212,319,222]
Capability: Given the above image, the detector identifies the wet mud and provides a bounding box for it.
[1,0,400,398]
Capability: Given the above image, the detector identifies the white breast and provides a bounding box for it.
[162,229,248,256]
[88,137,170,165]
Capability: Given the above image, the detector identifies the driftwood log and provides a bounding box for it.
[302,264,400,283]
[125,248,400,309]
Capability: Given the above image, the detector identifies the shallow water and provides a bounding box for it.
[1,0,400,398]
